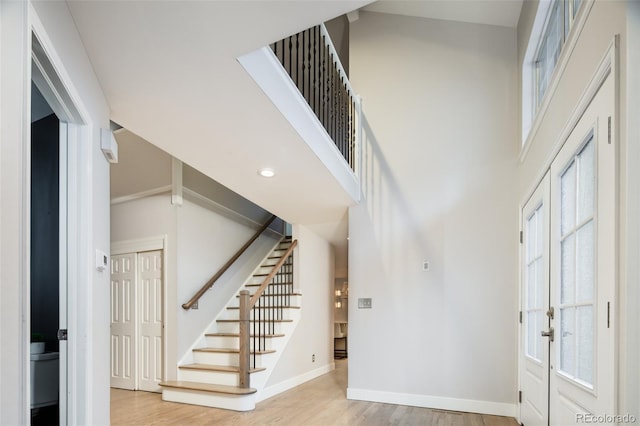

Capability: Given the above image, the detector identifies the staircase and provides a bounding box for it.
[160,238,301,411]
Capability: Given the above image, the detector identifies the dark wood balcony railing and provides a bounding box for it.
[270,25,356,171]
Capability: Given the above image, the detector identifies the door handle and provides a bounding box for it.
[541,327,554,342]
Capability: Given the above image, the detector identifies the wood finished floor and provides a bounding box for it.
[111,359,519,426]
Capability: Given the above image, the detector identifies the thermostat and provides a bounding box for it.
[96,250,108,272]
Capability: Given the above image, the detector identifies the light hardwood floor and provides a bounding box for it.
[111,359,519,425]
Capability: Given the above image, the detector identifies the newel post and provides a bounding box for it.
[239,290,251,388]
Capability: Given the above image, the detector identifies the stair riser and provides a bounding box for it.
[220,309,296,321]
[216,322,286,335]
[205,336,277,350]
[179,369,267,387]
[231,295,301,307]
[162,388,255,412]
[192,351,275,367]
[246,277,293,286]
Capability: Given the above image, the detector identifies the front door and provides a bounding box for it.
[520,73,615,425]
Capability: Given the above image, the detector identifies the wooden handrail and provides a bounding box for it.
[182,215,277,310]
[248,240,297,308]
[238,239,297,388]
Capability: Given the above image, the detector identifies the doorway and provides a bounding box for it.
[30,83,61,425]
[519,73,616,425]
[111,242,165,393]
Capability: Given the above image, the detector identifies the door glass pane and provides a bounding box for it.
[561,162,576,235]
[561,234,575,304]
[536,259,544,309]
[577,139,595,223]
[525,206,545,363]
[527,312,537,359]
[576,220,595,303]
[536,209,544,258]
[560,307,576,376]
[536,310,545,361]
[527,212,537,263]
[528,263,537,309]
[576,305,594,384]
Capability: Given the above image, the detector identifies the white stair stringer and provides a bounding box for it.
[161,238,301,411]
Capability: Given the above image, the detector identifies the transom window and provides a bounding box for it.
[522,0,587,145]
[534,0,583,110]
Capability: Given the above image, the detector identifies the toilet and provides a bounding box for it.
[30,352,59,408]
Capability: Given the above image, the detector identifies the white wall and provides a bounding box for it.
[265,225,334,388]
[348,12,519,415]
[111,194,280,372]
[176,198,279,358]
[111,194,179,379]
[0,1,111,423]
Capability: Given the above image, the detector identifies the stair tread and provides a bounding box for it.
[245,282,293,287]
[159,380,256,395]
[217,319,293,323]
[179,363,266,373]
[193,347,276,355]
[205,332,285,338]
[226,306,300,310]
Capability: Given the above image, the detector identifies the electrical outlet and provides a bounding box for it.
[358,298,372,309]
[312,354,315,362]
[422,260,430,272]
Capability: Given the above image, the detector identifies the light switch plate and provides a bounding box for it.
[358,298,372,309]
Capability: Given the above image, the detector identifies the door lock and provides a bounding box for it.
[57,329,68,341]
[541,327,554,342]
[546,307,555,319]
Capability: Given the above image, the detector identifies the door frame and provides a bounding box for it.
[31,11,92,426]
[518,37,619,425]
[111,235,169,387]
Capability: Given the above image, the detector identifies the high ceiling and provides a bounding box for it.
[67,0,372,228]
[364,0,524,28]
[67,1,522,257]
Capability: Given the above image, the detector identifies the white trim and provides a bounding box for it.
[182,188,281,235]
[346,388,517,418]
[257,363,335,403]
[521,0,595,156]
[110,185,172,205]
[110,236,170,386]
[171,158,183,206]
[29,4,98,424]
[238,46,361,204]
[520,36,617,205]
[111,235,166,256]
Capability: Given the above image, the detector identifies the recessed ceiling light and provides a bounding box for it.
[258,168,275,178]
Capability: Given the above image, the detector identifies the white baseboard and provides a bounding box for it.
[346,387,517,418]
[257,363,335,403]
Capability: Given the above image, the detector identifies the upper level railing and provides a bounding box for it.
[270,24,357,171]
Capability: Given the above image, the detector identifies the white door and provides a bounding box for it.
[138,250,163,392]
[521,172,551,426]
[110,250,164,392]
[520,74,615,425]
[110,253,137,390]
[548,75,615,424]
